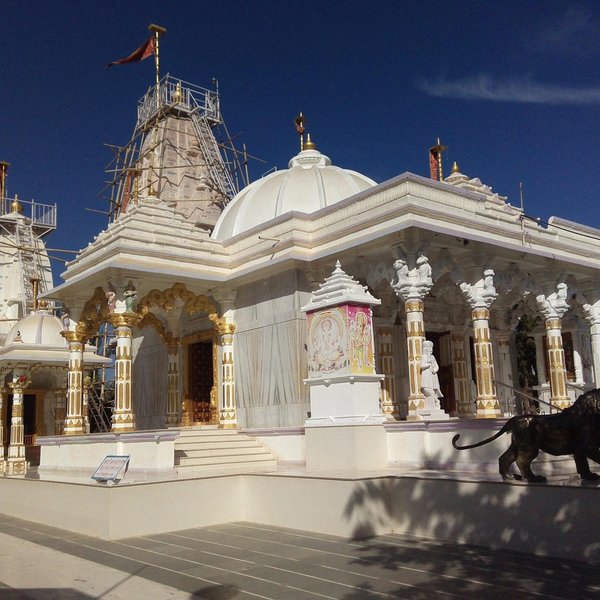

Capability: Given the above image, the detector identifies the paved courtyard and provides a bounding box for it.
[0,514,598,599]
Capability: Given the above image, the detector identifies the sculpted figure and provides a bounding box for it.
[124,289,137,313]
[420,340,442,410]
[452,388,600,482]
[106,291,117,313]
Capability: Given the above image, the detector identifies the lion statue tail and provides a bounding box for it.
[452,419,514,450]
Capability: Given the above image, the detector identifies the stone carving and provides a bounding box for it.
[420,340,442,410]
[105,290,117,313]
[459,269,497,309]
[308,309,348,376]
[452,388,600,482]
[391,252,433,301]
[124,288,137,313]
[536,283,569,321]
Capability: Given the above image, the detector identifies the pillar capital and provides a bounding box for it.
[460,268,497,310]
[391,252,433,302]
[61,330,87,344]
[536,282,569,322]
[108,313,141,329]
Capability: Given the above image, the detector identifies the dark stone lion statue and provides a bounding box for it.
[452,389,600,482]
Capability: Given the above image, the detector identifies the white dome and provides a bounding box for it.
[212,147,376,240]
[5,309,66,347]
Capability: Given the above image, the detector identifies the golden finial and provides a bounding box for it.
[304,133,317,151]
[452,161,460,174]
[10,194,23,214]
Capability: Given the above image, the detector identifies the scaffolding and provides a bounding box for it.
[0,193,57,317]
[103,74,249,223]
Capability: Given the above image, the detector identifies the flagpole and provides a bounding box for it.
[148,24,167,107]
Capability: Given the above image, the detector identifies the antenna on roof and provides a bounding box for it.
[519,181,525,212]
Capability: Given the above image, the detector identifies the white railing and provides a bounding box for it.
[136,74,221,131]
[0,197,57,230]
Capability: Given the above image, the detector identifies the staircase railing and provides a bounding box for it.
[493,380,563,416]
[87,385,112,433]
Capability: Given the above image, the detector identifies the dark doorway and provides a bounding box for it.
[5,394,39,465]
[188,341,214,422]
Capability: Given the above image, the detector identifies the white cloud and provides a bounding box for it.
[532,7,597,55]
[418,75,600,105]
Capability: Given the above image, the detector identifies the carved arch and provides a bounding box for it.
[76,287,110,338]
[137,282,218,318]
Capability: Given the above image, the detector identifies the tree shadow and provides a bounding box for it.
[191,584,240,599]
[341,447,600,598]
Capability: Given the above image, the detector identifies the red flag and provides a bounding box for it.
[429,148,438,181]
[107,36,155,68]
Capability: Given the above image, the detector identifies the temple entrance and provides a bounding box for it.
[187,339,215,423]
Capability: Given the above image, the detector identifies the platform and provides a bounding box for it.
[0,463,598,565]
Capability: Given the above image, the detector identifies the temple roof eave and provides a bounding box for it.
[46,172,600,300]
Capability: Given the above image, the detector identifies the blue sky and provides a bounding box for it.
[2,1,600,280]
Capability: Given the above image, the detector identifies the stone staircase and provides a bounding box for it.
[174,426,278,474]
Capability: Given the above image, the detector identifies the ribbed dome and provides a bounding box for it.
[211,147,376,240]
[5,309,66,347]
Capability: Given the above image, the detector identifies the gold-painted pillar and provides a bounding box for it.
[451,332,472,417]
[6,374,30,476]
[109,314,140,432]
[166,341,181,426]
[54,388,66,435]
[0,390,6,474]
[62,332,86,435]
[377,327,398,420]
[472,307,501,418]
[83,376,92,434]
[215,318,236,428]
[544,317,570,410]
[405,299,426,419]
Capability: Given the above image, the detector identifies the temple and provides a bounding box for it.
[0,70,599,560]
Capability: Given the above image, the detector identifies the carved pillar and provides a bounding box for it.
[54,388,66,435]
[450,332,471,417]
[215,318,236,428]
[166,340,181,426]
[377,327,398,420]
[0,390,6,474]
[391,252,433,420]
[6,373,30,476]
[62,332,86,435]
[109,314,139,432]
[537,284,570,410]
[581,294,600,387]
[495,335,514,412]
[404,299,426,416]
[460,269,500,418]
[83,376,92,434]
[212,289,237,428]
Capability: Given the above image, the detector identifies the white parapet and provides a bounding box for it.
[37,430,179,475]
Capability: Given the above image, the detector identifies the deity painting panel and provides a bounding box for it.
[307,308,349,377]
[348,305,375,374]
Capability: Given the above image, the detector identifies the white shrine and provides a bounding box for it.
[1,66,599,563]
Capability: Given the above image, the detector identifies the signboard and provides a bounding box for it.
[91,455,130,484]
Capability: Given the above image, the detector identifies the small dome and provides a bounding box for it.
[5,309,66,347]
[212,147,376,240]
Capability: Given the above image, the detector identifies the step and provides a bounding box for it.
[176,453,277,467]
[175,438,259,449]
[175,446,267,460]
[175,434,253,445]
[176,428,238,438]
[176,461,277,474]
